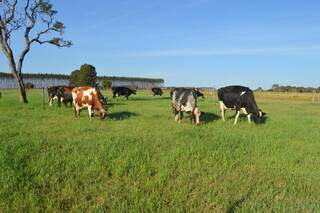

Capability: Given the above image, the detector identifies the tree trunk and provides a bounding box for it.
[11,68,28,103]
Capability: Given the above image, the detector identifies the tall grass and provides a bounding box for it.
[0,89,320,212]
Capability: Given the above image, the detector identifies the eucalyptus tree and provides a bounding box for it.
[0,0,72,103]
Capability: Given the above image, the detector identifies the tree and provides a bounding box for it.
[69,69,80,87]
[0,0,72,103]
[69,64,97,87]
[102,79,112,90]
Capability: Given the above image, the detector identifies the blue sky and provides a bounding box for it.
[1,0,320,88]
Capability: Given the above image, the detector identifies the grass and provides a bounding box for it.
[1,89,320,212]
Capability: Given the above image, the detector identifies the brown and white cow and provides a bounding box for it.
[72,86,106,120]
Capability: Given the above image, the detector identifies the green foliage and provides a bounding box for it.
[1,90,320,211]
[102,79,112,90]
[271,84,320,93]
[69,69,80,86]
[69,64,97,87]
[0,72,164,84]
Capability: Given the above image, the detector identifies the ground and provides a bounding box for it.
[0,89,320,212]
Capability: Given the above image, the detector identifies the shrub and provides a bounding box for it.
[69,64,97,87]
[102,79,112,90]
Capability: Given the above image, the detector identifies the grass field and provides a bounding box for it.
[1,89,320,212]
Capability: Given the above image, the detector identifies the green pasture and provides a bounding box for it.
[0,89,320,212]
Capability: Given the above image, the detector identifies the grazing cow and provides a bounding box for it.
[217,85,266,124]
[172,88,201,125]
[58,86,74,107]
[112,86,136,100]
[151,87,163,96]
[72,86,106,119]
[47,86,74,107]
[47,86,60,106]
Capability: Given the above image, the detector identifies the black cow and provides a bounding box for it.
[47,86,74,107]
[171,88,201,125]
[47,86,60,106]
[112,86,136,100]
[151,87,163,96]
[217,85,266,124]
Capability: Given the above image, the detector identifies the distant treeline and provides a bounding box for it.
[0,72,164,83]
[257,84,320,93]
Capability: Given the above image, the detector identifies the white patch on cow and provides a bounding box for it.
[247,114,252,123]
[88,105,92,119]
[234,111,240,125]
[240,91,246,96]
[241,108,248,115]
[219,101,227,122]
[181,105,193,112]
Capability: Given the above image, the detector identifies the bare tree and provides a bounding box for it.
[0,0,72,103]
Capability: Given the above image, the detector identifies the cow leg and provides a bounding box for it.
[241,108,251,124]
[234,110,240,125]
[247,114,252,123]
[74,106,78,117]
[175,113,179,122]
[178,111,183,123]
[189,111,194,124]
[219,101,226,121]
[88,106,93,119]
[57,96,61,108]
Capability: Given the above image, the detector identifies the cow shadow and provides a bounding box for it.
[201,112,220,123]
[108,111,139,120]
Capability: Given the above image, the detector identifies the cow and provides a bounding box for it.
[170,88,204,99]
[112,86,136,100]
[47,86,60,106]
[72,86,106,120]
[151,87,163,96]
[47,86,74,107]
[58,86,74,107]
[171,88,201,126]
[217,85,266,125]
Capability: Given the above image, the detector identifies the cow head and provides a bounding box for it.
[252,109,266,124]
[194,107,202,126]
[98,109,106,120]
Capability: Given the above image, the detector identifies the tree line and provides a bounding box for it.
[255,84,320,93]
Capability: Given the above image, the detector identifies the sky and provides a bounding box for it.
[1,0,320,88]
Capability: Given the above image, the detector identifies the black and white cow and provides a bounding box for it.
[217,85,266,124]
[151,87,163,96]
[112,86,136,100]
[172,88,201,125]
[170,88,204,99]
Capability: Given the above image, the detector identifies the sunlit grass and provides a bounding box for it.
[0,89,320,212]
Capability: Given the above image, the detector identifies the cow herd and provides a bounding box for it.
[47,85,266,125]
